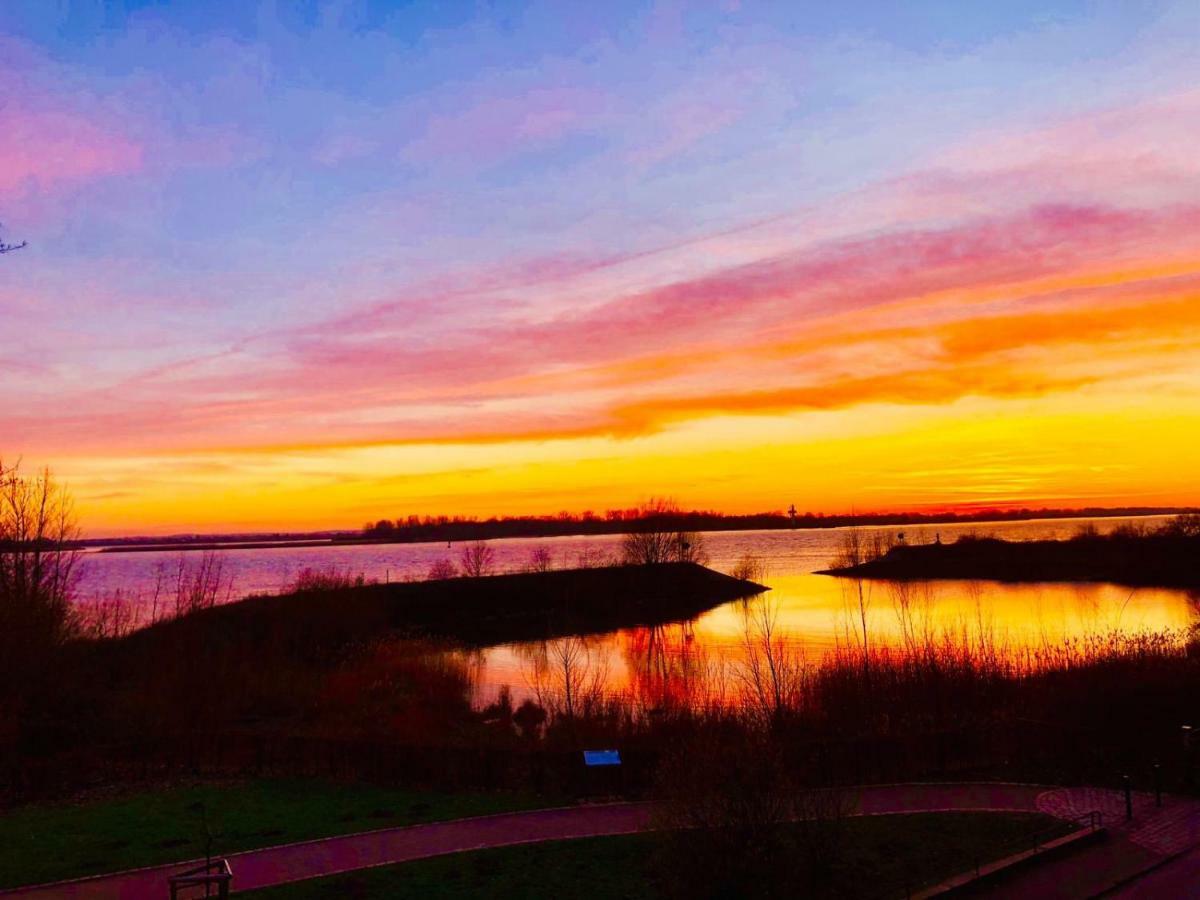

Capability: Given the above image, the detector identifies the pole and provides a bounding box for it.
[1154,762,1162,807]
[1123,774,1133,821]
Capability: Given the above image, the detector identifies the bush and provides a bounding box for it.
[729,553,768,583]
[426,559,458,580]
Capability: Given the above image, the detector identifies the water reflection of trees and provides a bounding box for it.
[499,580,1199,724]
[320,638,481,739]
[520,635,611,720]
[621,622,726,712]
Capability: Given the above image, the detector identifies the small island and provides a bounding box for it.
[819,516,1200,588]
[122,561,768,651]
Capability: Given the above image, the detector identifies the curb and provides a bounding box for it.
[1092,844,1196,897]
[915,825,1107,898]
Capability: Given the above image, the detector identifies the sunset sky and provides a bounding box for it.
[2,1,1199,536]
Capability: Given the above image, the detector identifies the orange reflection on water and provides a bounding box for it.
[475,574,1198,708]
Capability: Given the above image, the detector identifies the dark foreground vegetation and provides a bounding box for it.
[821,515,1200,587]
[238,811,1066,900]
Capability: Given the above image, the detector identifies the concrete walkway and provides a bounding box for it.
[1106,845,1200,898]
[962,787,1200,898]
[2,782,1196,899]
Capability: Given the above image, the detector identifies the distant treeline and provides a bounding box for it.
[357,505,1197,545]
[81,505,1199,551]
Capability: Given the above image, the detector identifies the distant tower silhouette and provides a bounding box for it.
[788,504,798,528]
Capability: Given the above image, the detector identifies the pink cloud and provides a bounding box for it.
[0,100,143,198]
[10,196,1197,458]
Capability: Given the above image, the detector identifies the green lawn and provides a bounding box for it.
[0,779,548,890]
[240,811,1073,900]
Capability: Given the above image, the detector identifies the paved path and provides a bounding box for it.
[1,804,650,899]
[963,788,1200,899]
[2,782,1195,899]
[2,783,1049,899]
[1106,845,1200,898]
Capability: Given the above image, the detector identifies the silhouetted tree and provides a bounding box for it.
[621,497,709,565]
[528,636,609,722]
[0,461,80,708]
[735,595,804,726]
[526,545,554,573]
[729,552,768,583]
[459,540,496,577]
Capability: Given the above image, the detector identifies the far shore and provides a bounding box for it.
[87,507,1196,554]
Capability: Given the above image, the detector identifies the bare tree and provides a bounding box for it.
[526,545,554,573]
[621,497,709,565]
[834,529,876,673]
[735,595,805,724]
[0,460,81,680]
[526,636,609,722]
[76,590,138,639]
[170,551,233,617]
[459,541,496,578]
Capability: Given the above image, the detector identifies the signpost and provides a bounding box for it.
[582,749,622,797]
[583,749,621,767]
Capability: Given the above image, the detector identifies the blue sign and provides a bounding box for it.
[583,749,621,767]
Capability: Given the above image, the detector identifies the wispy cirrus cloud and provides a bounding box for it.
[8,194,1199,456]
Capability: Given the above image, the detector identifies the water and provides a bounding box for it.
[75,515,1198,705]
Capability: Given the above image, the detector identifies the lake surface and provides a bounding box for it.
[76,515,1198,706]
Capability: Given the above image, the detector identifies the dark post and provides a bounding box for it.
[1154,761,1162,807]
[1123,774,1133,821]
[1184,726,1195,788]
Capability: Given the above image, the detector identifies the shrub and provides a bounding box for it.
[426,558,458,580]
